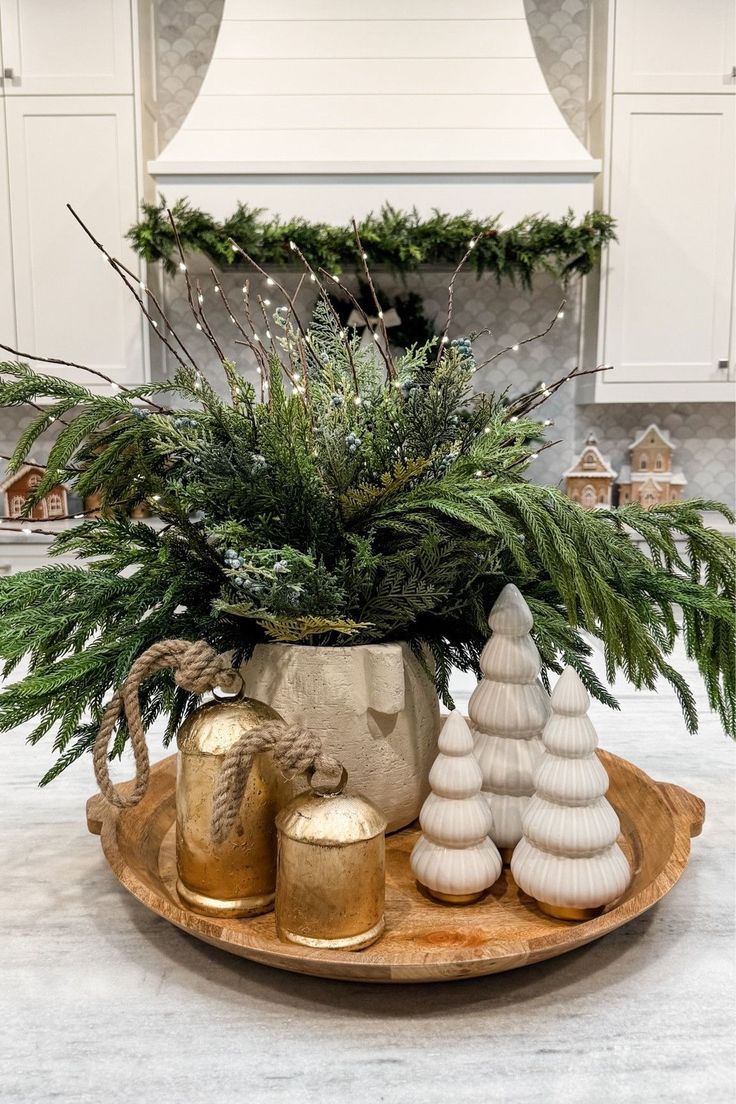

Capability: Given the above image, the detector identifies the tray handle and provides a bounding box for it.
[86,794,107,836]
[656,781,705,839]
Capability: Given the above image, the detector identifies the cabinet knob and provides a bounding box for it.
[717,359,729,371]
[3,67,15,80]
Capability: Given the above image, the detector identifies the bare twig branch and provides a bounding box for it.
[508,363,610,419]
[65,204,185,400]
[473,298,567,375]
[351,219,396,380]
[436,236,483,362]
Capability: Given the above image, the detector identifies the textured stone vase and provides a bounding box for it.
[241,642,441,832]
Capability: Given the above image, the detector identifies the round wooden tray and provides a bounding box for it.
[86,750,704,983]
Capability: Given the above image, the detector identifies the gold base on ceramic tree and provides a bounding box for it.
[536,900,605,921]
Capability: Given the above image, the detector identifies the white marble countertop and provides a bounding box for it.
[1,638,734,1104]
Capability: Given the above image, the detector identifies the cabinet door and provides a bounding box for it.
[614,0,736,94]
[0,103,17,349]
[599,95,735,402]
[0,0,133,95]
[4,96,146,390]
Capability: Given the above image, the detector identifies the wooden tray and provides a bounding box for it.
[86,750,704,983]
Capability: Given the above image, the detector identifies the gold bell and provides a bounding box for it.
[176,691,288,918]
[275,769,387,951]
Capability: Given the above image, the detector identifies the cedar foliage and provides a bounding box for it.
[0,257,734,786]
[128,199,616,285]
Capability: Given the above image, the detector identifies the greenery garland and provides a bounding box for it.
[128,199,616,286]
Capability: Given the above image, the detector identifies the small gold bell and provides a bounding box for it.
[275,770,387,951]
[176,692,289,918]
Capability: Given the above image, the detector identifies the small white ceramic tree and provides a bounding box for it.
[411,710,502,903]
[469,583,549,860]
[511,667,631,918]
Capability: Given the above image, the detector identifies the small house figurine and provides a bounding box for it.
[563,433,617,509]
[0,465,67,521]
[617,424,687,508]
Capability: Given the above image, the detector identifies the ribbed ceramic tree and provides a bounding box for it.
[410,710,502,904]
[469,583,549,862]
[511,667,631,919]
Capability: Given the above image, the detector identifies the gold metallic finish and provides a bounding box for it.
[536,900,604,921]
[176,695,292,919]
[275,789,387,951]
[428,889,487,905]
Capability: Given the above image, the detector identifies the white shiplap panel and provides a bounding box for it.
[217,20,533,59]
[204,58,549,96]
[224,0,525,19]
[165,127,585,163]
[184,93,564,131]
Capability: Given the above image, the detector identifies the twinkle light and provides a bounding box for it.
[484,426,491,434]
[151,494,161,502]
[289,240,297,251]
[254,334,261,343]
[266,330,272,339]
[309,273,316,282]
[256,366,262,375]
[195,322,202,331]
[373,333,379,342]
[362,252,368,260]
[353,396,362,406]
[543,388,551,397]
[510,415,519,423]
[468,238,477,249]
[152,320,158,328]
[178,262,187,272]
[475,470,483,477]
[139,281,146,292]
[543,419,553,426]
[263,298,271,306]
[441,335,449,344]
[378,310,384,319]
[214,285,220,294]
[557,310,565,320]
[22,527,32,535]
[194,373,203,391]
[229,315,236,324]
[512,343,520,352]
[197,293,204,305]
[530,452,539,460]
[266,277,275,286]
[332,275,340,284]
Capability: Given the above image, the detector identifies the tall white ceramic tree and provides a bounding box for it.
[511,667,631,919]
[410,710,502,904]
[469,583,550,861]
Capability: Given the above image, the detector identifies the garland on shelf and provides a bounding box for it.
[127,200,616,286]
[0,208,732,791]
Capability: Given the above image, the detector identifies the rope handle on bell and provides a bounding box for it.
[209,723,345,845]
[93,638,243,809]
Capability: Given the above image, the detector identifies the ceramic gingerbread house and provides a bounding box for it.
[617,425,687,509]
[563,433,617,509]
[0,465,68,521]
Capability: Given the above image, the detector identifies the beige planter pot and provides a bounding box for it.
[241,642,440,832]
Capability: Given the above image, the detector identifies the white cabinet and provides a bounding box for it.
[583,0,736,403]
[4,97,144,389]
[0,102,16,350]
[597,95,735,402]
[0,1,156,392]
[0,0,133,95]
[613,0,736,94]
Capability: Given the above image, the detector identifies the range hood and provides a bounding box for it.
[149,0,600,222]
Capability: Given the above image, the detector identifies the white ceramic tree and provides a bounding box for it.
[410,710,502,903]
[511,667,631,919]
[469,583,549,861]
